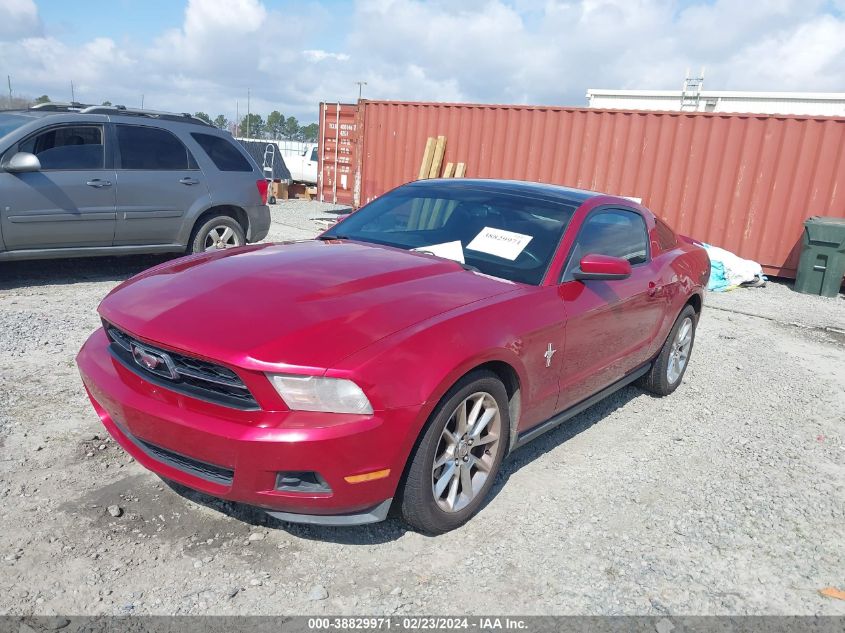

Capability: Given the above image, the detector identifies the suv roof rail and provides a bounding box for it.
[29,101,89,111]
[27,102,214,127]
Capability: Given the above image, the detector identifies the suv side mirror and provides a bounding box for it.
[4,152,41,173]
[572,253,632,281]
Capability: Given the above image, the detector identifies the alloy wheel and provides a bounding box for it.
[431,391,501,513]
[204,226,242,251]
[667,316,693,384]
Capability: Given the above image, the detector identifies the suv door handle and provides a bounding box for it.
[86,179,112,188]
[179,177,200,185]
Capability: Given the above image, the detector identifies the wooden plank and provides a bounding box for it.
[454,162,466,177]
[442,162,455,178]
[428,135,447,178]
[417,137,436,180]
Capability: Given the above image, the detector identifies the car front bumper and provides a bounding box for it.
[76,328,420,525]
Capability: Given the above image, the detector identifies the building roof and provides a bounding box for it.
[586,89,845,100]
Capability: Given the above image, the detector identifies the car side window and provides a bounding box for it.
[116,125,194,170]
[310,147,318,162]
[18,125,104,170]
[563,209,649,281]
[655,218,677,251]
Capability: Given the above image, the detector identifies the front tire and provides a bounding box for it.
[188,215,246,254]
[637,304,698,396]
[400,370,510,534]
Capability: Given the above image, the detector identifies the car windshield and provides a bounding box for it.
[322,183,579,285]
[0,113,30,140]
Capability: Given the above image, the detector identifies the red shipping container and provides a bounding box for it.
[319,100,845,278]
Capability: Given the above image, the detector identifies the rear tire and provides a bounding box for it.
[399,370,510,534]
[637,304,697,396]
[188,215,245,255]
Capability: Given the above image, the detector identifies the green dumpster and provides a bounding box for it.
[794,216,845,297]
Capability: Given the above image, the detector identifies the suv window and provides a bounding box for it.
[564,209,649,280]
[191,133,253,172]
[116,125,194,170]
[19,125,104,170]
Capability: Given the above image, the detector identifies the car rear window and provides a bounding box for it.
[191,133,253,172]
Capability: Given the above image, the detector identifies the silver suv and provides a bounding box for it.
[0,103,270,261]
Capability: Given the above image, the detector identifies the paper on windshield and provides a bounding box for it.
[412,240,465,264]
[466,227,533,261]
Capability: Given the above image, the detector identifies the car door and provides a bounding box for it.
[305,145,318,184]
[0,123,116,250]
[556,208,664,410]
[112,124,210,246]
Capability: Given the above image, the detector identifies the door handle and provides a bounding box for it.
[86,179,112,188]
[179,177,200,185]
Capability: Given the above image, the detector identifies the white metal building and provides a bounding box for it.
[586,89,845,117]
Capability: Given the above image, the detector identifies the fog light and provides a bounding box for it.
[275,471,331,493]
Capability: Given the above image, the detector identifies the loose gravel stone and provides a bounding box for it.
[308,585,329,601]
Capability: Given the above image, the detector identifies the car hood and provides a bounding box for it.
[99,240,519,370]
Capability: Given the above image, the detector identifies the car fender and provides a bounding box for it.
[175,199,249,246]
[652,246,708,350]
[331,287,558,458]
[335,330,530,480]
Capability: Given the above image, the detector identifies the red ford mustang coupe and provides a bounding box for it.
[77,179,709,534]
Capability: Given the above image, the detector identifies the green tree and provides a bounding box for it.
[238,113,265,137]
[194,111,212,124]
[213,114,228,130]
[101,100,112,106]
[266,110,285,139]
[283,116,299,140]
[34,94,50,104]
[299,122,319,142]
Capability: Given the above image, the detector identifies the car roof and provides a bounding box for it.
[1,104,214,128]
[404,178,602,204]
[0,110,53,120]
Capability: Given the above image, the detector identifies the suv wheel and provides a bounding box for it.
[189,216,245,254]
[400,370,509,534]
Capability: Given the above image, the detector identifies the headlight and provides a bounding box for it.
[266,374,373,415]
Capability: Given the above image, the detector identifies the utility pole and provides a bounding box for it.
[236,100,239,136]
[71,80,75,103]
[7,75,12,106]
[355,81,367,101]
[247,89,251,137]
[141,94,144,108]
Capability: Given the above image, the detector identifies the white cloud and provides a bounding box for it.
[0,0,40,40]
[2,0,844,121]
[303,50,351,63]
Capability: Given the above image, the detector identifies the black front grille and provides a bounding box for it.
[117,422,234,486]
[105,323,259,410]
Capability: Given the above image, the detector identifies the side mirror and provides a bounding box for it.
[4,152,41,173]
[572,253,632,281]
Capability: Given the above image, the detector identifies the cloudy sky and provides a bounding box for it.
[2,0,844,125]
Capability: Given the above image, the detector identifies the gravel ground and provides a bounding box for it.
[0,202,843,616]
